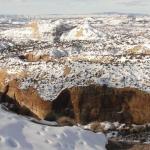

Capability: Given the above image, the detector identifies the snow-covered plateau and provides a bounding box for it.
[0,14,150,149]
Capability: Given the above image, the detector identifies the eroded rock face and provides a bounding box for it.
[52,85,150,125]
[0,72,52,119]
[7,80,52,119]
[0,72,150,125]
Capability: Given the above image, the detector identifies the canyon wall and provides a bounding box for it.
[0,72,150,125]
[53,85,150,124]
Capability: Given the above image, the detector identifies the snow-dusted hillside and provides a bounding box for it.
[0,15,150,100]
[1,54,148,101]
[60,21,103,41]
[0,19,71,43]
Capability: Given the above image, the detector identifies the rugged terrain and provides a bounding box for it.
[0,14,150,149]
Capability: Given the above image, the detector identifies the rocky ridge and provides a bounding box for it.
[0,71,150,125]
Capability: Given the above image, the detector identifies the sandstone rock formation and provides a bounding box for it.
[0,71,52,119]
[53,85,150,124]
[0,71,150,125]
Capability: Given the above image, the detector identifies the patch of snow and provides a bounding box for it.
[0,107,107,150]
[100,122,115,131]
[143,43,150,49]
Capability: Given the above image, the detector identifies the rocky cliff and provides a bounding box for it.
[0,71,150,125]
[0,71,52,119]
[53,85,150,124]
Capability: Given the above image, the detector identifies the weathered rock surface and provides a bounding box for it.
[53,85,150,124]
[0,70,150,125]
[0,72,52,119]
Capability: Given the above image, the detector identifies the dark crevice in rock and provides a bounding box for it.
[51,89,74,120]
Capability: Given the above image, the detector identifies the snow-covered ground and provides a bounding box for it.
[0,106,107,150]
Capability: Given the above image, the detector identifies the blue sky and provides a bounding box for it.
[0,0,150,15]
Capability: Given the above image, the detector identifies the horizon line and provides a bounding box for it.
[0,12,149,16]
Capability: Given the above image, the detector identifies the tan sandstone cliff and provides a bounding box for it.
[0,71,150,125]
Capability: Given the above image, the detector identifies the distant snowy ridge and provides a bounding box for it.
[61,22,104,41]
[0,19,72,43]
[0,21,54,42]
